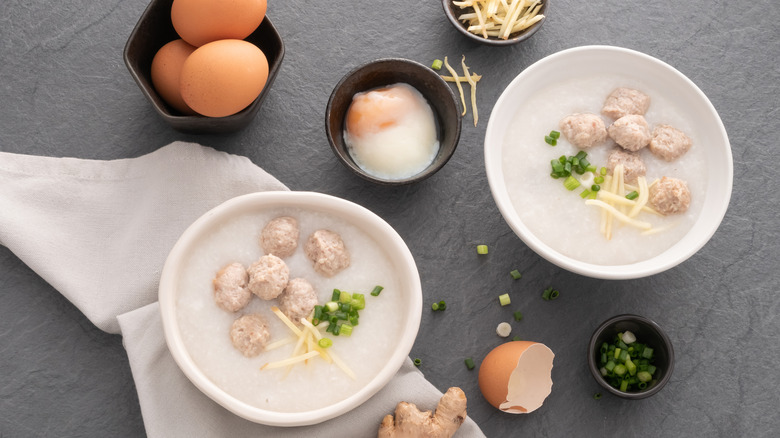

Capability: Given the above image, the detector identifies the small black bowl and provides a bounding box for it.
[442,0,547,46]
[588,314,674,399]
[325,58,461,186]
[123,0,284,134]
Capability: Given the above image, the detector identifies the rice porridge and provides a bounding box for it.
[502,74,707,265]
[176,207,403,412]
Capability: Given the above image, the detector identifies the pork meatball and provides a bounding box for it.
[649,124,692,161]
[212,262,251,312]
[558,113,608,148]
[608,115,652,152]
[601,87,651,120]
[278,278,318,324]
[305,230,350,277]
[607,148,646,183]
[260,216,299,258]
[649,177,691,215]
[230,313,270,358]
[247,254,289,300]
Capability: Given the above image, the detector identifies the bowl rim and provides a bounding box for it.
[587,314,675,399]
[441,0,548,46]
[325,57,461,185]
[484,45,734,279]
[158,191,423,426]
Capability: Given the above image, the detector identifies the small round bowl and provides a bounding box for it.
[159,192,423,425]
[442,0,547,46]
[123,0,284,134]
[588,314,674,399]
[325,58,461,185]
[484,45,733,279]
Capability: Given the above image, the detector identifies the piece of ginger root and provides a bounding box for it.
[377,387,467,438]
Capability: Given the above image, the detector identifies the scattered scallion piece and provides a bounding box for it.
[594,176,605,184]
[413,358,422,367]
[600,167,607,176]
[510,269,523,280]
[431,302,439,311]
[550,130,560,139]
[315,288,371,336]
[626,191,639,200]
[477,244,488,254]
[431,59,443,70]
[512,335,522,342]
[499,293,511,306]
[564,175,580,191]
[544,135,557,146]
[431,300,447,312]
[594,392,602,400]
[318,338,333,349]
[513,311,523,321]
[580,189,591,199]
[370,285,384,296]
[591,184,601,192]
[542,287,559,300]
[464,357,475,370]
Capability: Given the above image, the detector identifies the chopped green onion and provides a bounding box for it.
[510,269,522,280]
[542,287,559,300]
[626,191,639,200]
[591,184,601,192]
[464,357,475,370]
[331,289,341,301]
[325,301,339,312]
[339,323,353,337]
[513,311,523,321]
[499,293,511,306]
[370,285,384,296]
[431,59,443,70]
[637,371,652,383]
[413,358,422,367]
[600,342,609,354]
[585,164,598,173]
[477,244,488,255]
[563,176,580,191]
[549,289,559,300]
[550,130,560,139]
[614,364,627,377]
[575,151,587,160]
[339,291,352,304]
[642,347,654,359]
[620,379,629,392]
[431,302,439,311]
[580,189,591,199]
[594,392,602,400]
[594,176,605,184]
[637,381,648,390]
[512,335,522,342]
[545,135,557,146]
[438,300,447,310]
[350,293,365,310]
[599,332,660,392]
[318,338,333,348]
[600,167,607,176]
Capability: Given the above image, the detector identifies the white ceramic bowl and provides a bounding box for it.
[484,45,732,279]
[158,192,422,426]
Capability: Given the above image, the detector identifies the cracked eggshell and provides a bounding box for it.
[478,341,554,414]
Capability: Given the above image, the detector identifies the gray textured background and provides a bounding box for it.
[2,0,779,436]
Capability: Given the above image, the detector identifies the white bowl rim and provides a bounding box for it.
[158,191,422,426]
[484,45,733,279]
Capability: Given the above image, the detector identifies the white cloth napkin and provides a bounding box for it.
[0,142,484,438]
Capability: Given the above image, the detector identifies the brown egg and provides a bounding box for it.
[150,39,197,115]
[171,0,267,47]
[478,341,554,414]
[180,40,269,118]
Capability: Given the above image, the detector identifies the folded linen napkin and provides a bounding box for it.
[0,142,484,437]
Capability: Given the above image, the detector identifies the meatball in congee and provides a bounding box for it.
[278,278,318,324]
[607,148,646,183]
[649,177,691,215]
[260,216,299,258]
[601,87,651,120]
[608,114,652,152]
[649,124,692,161]
[305,229,350,277]
[212,262,252,313]
[247,254,289,300]
[559,113,608,148]
[230,313,271,358]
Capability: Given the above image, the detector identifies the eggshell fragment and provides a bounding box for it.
[171,0,267,47]
[180,39,269,118]
[478,341,554,414]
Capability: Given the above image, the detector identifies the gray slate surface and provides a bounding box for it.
[2,0,779,436]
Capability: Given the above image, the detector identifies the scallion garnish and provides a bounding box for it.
[371,285,384,296]
[598,331,659,392]
[545,135,557,146]
[464,357,475,370]
[580,189,591,199]
[413,358,422,367]
[594,176,604,184]
[542,287,559,300]
[477,244,488,255]
[512,335,522,342]
[550,130,560,139]
[510,269,522,280]
[513,311,523,321]
[591,184,601,192]
[594,392,602,400]
[431,59,443,70]
[563,175,580,191]
[626,191,639,200]
[499,293,511,306]
[318,338,333,349]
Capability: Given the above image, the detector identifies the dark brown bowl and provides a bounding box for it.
[325,58,461,186]
[123,0,284,134]
[442,0,547,46]
[588,314,675,400]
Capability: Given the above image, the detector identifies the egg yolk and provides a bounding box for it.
[345,85,420,139]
